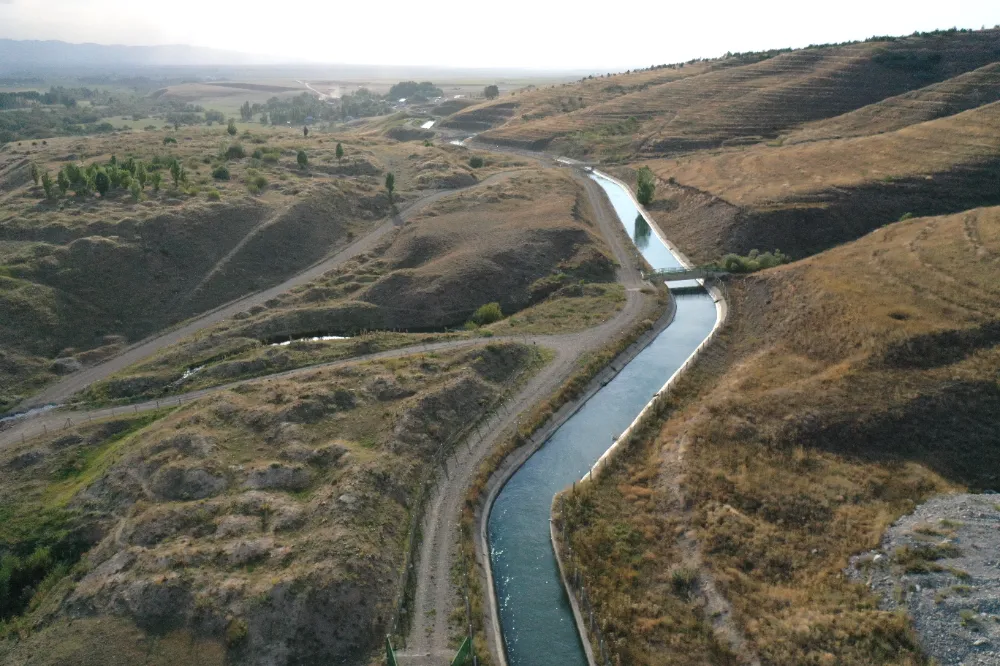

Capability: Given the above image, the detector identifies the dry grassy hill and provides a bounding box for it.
[0,342,543,666]
[440,63,713,134]
[79,168,620,405]
[782,62,1000,144]
[560,205,1000,665]
[449,30,1000,161]
[0,128,517,411]
[639,99,1000,261]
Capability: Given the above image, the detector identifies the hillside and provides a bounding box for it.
[79,168,622,405]
[637,100,1000,261]
[448,30,1000,160]
[782,61,1000,144]
[0,126,520,412]
[0,342,544,665]
[559,205,1000,664]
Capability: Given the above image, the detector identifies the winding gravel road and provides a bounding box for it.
[11,169,525,413]
[0,156,661,666]
[395,173,658,665]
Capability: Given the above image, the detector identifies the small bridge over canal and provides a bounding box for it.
[645,267,728,283]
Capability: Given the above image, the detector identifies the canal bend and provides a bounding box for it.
[486,172,720,666]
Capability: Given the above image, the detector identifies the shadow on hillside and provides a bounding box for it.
[785,379,1000,491]
[876,319,1000,369]
[730,156,1000,258]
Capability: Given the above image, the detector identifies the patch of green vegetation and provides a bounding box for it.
[893,543,962,574]
[489,283,627,335]
[45,411,168,506]
[711,248,789,273]
[468,302,504,327]
[959,608,981,628]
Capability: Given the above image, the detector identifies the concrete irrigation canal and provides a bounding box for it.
[486,171,722,665]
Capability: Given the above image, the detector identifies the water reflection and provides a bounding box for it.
[633,213,651,251]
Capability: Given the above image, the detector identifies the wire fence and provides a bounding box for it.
[556,496,614,666]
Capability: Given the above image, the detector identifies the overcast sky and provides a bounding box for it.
[1,0,998,70]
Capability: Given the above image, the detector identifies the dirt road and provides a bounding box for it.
[0,160,663,666]
[11,170,524,413]
[395,173,660,664]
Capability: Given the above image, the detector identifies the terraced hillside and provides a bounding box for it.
[782,61,1000,143]
[559,205,1000,665]
[640,100,1000,261]
[451,30,1000,160]
[440,63,713,133]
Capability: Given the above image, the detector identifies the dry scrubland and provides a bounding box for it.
[560,206,1000,664]
[0,341,545,665]
[0,126,520,411]
[82,168,621,406]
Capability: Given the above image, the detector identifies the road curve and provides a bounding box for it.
[12,170,525,413]
[396,171,657,664]
[0,160,660,666]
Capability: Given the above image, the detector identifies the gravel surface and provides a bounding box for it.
[850,493,1000,665]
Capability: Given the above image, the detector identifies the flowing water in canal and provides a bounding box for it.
[487,172,720,665]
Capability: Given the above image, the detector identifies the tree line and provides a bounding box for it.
[31,153,187,202]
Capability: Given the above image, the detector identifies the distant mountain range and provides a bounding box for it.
[0,39,284,69]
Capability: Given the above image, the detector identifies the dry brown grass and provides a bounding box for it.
[563,206,1000,664]
[441,64,712,134]
[82,168,618,403]
[649,101,1000,208]
[468,30,1000,160]
[782,62,1000,144]
[636,100,1000,262]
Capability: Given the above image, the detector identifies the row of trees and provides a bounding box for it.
[31,154,188,202]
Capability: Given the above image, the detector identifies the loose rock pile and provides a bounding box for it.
[850,493,1000,665]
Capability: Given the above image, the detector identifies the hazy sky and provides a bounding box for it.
[1,0,998,70]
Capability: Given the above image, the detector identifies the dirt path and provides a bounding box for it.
[396,170,656,664]
[0,157,672,666]
[11,170,523,413]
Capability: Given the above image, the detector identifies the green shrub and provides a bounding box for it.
[162,136,177,145]
[469,156,484,169]
[212,164,231,180]
[246,173,268,195]
[715,248,789,273]
[899,212,914,222]
[252,148,263,160]
[636,166,656,205]
[225,618,248,646]
[469,302,503,326]
[225,144,246,160]
[206,188,221,201]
